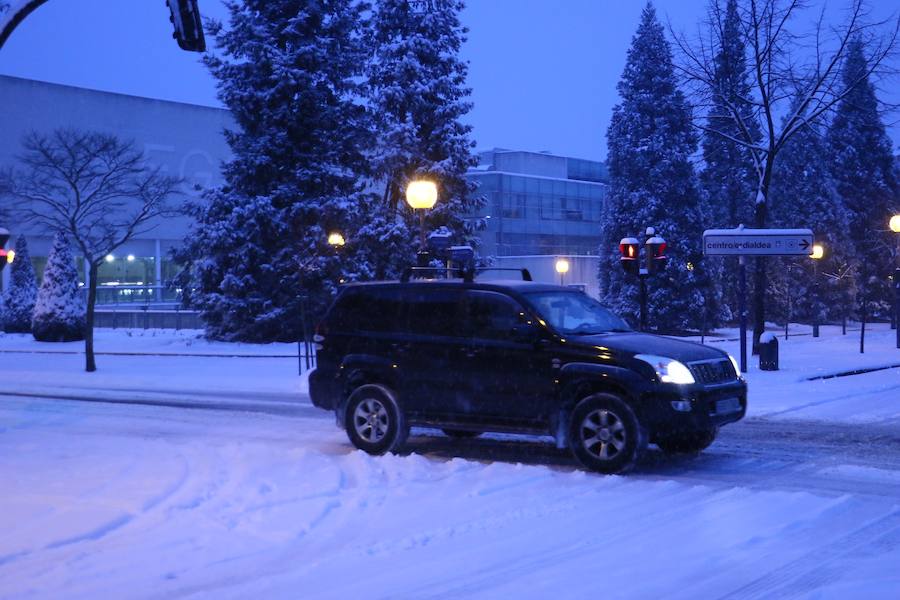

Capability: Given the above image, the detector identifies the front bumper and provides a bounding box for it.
[640,380,747,436]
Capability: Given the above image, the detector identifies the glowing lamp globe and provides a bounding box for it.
[810,244,824,260]
[406,180,438,210]
[327,232,346,247]
[890,215,900,233]
[555,258,570,274]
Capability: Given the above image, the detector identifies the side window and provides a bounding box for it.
[329,288,404,333]
[406,288,464,337]
[465,291,525,340]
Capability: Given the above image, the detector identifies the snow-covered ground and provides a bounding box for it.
[1,325,900,598]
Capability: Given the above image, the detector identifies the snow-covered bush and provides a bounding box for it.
[32,232,85,342]
[1,236,38,333]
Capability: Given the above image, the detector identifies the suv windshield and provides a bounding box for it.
[524,291,631,335]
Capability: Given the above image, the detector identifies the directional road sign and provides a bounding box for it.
[702,228,814,256]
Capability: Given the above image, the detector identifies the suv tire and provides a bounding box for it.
[344,384,409,455]
[656,430,716,455]
[442,429,482,439]
[568,393,646,474]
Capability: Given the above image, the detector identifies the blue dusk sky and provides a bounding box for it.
[1,0,897,161]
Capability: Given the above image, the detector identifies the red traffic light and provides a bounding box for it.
[619,237,640,275]
[646,235,667,274]
[167,0,206,52]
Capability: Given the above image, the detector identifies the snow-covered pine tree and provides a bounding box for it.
[700,0,759,323]
[828,38,900,320]
[365,0,483,276]
[32,232,85,342]
[175,0,371,342]
[599,2,709,332]
[1,236,38,333]
[768,101,855,327]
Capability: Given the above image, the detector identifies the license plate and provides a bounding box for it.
[715,397,741,414]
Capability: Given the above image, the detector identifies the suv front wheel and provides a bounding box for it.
[344,384,409,455]
[569,393,646,474]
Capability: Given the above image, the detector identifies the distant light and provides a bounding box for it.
[105,254,115,262]
[810,244,824,260]
[6,249,14,264]
[406,180,438,210]
[327,232,345,247]
[127,254,135,262]
[686,261,694,271]
[555,258,570,274]
[890,215,900,233]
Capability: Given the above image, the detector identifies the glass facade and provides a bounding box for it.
[467,150,609,257]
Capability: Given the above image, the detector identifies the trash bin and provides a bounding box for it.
[759,332,778,371]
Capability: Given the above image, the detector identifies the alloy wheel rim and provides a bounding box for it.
[580,408,626,461]
[353,398,389,443]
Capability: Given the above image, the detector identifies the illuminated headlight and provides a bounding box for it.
[635,354,696,385]
[728,354,741,377]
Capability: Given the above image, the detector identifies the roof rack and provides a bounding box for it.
[399,266,533,283]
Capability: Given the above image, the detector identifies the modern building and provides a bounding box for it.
[1,76,609,300]
[468,148,608,257]
[0,75,232,297]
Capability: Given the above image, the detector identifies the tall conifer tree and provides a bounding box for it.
[176,0,371,341]
[768,102,856,326]
[829,38,900,318]
[32,232,85,342]
[364,0,482,277]
[700,0,759,322]
[599,3,709,332]
[1,236,38,333]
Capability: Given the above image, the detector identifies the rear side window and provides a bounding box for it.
[464,291,525,340]
[406,288,464,337]
[327,287,405,333]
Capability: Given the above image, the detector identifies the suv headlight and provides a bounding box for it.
[634,354,696,385]
[728,354,741,377]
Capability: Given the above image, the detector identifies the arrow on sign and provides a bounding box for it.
[799,239,810,251]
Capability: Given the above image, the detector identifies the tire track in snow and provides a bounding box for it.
[718,508,900,600]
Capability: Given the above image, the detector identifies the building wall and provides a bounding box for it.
[469,149,608,257]
[0,78,610,297]
[0,75,233,291]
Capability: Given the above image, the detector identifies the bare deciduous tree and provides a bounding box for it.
[3,129,181,371]
[672,0,898,349]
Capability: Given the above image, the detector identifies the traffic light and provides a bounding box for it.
[619,237,640,275]
[166,0,206,52]
[0,228,9,273]
[646,235,667,274]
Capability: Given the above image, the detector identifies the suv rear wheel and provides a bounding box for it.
[569,393,646,474]
[656,430,717,455]
[345,384,408,455]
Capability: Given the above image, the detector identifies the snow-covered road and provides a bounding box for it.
[3,391,900,599]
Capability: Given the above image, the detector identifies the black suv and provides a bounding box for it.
[310,273,746,474]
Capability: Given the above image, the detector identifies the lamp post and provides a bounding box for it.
[811,243,824,338]
[406,180,438,264]
[890,214,900,348]
[555,258,569,286]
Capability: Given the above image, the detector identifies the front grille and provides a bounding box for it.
[689,359,736,384]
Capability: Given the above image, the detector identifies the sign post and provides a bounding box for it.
[703,226,815,373]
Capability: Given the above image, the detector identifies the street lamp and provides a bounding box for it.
[891,214,900,348]
[327,232,346,247]
[811,243,824,338]
[406,180,438,252]
[555,258,570,285]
